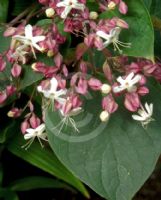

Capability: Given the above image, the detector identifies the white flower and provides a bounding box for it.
[22,123,47,150]
[132,103,154,128]
[113,72,141,93]
[13,24,45,58]
[96,27,131,53]
[37,77,67,104]
[56,0,85,19]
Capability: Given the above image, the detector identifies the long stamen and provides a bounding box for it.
[116,40,131,47]
[21,137,35,150]
[69,117,79,132]
[113,42,122,54]
[37,137,44,148]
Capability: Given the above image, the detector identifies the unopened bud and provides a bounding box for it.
[21,121,29,134]
[101,84,111,94]
[89,11,98,20]
[47,50,54,57]
[108,1,116,10]
[31,63,37,71]
[45,8,55,18]
[11,64,22,77]
[100,110,110,122]
[7,108,22,118]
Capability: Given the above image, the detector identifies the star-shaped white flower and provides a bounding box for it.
[13,24,45,58]
[132,103,154,128]
[96,27,131,53]
[57,0,85,19]
[113,72,141,93]
[37,77,67,104]
[23,123,47,149]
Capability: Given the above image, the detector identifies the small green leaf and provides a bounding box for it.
[9,176,75,192]
[0,188,19,200]
[0,0,9,22]
[0,122,17,144]
[0,28,10,53]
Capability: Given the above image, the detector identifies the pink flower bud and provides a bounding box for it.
[6,85,16,96]
[102,94,118,113]
[94,37,104,50]
[71,95,82,108]
[21,121,29,134]
[7,108,22,118]
[54,53,63,68]
[58,78,66,89]
[3,27,16,37]
[143,64,156,74]
[39,0,49,5]
[137,86,149,96]
[139,75,146,85]
[84,34,94,47]
[116,18,129,28]
[29,114,41,129]
[128,62,140,73]
[62,102,73,115]
[62,64,68,77]
[76,78,88,95]
[71,74,78,86]
[88,78,102,90]
[80,61,87,74]
[0,91,7,104]
[11,64,22,78]
[124,93,140,112]
[0,57,6,72]
[119,1,128,14]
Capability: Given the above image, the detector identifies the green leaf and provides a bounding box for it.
[100,0,154,61]
[0,28,10,53]
[0,122,17,144]
[0,188,19,200]
[46,79,161,200]
[19,66,43,90]
[7,135,89,198]
[9,176,74,192]
[0,0,9,22]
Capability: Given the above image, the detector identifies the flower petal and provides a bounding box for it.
[25,24,33,39]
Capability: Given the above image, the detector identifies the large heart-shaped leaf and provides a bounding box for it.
[100,0,154,61]
[46,80,161,200]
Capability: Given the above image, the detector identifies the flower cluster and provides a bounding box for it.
[0,0,160,148]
